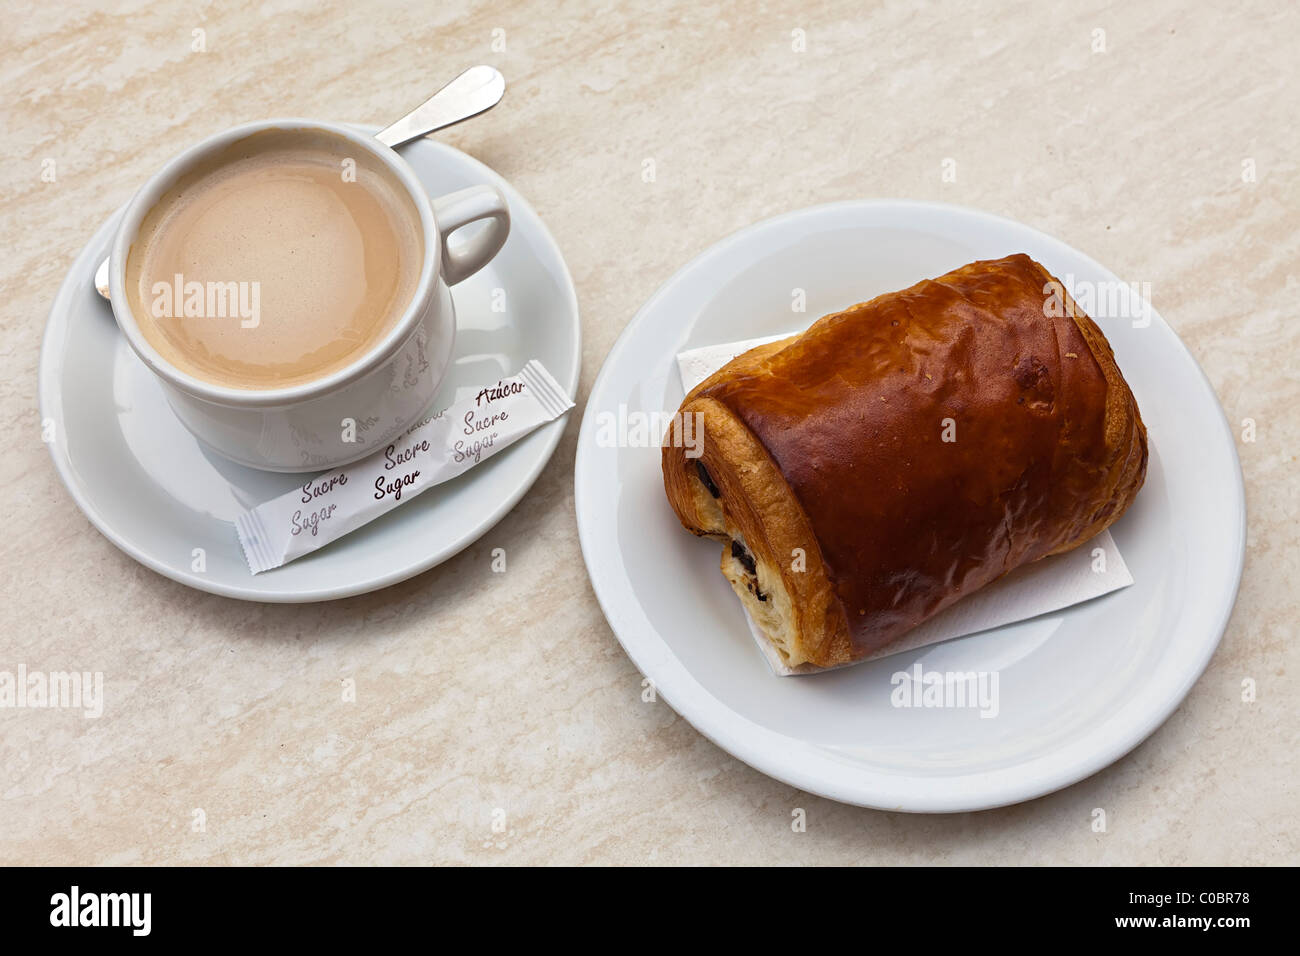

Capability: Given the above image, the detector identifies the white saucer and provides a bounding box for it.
[574,200,1245,812]
[39,129,580,602]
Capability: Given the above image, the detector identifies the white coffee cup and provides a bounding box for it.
[108,118,509,473]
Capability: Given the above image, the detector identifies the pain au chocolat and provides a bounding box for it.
[661,254,1147,670]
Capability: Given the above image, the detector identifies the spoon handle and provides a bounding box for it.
[375,65,505,148]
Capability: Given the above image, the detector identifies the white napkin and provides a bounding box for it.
[676,336,1134,676]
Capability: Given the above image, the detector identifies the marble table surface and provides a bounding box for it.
[2,0,1295,864]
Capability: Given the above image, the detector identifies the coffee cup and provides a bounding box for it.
[108,118,509,472]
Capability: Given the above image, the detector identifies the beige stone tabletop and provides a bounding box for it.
[2,0,1296,865]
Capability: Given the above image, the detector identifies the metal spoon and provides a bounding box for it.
[94,65,505,299]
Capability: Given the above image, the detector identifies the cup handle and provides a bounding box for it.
[431,185,510,286]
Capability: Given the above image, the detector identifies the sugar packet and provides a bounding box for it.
[234,360,572,574]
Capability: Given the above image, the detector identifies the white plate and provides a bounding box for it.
[575,200,1244,812]
[39,129,580,602]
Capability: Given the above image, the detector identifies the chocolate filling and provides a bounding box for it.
[695,461,721,498]
[730,539,756,575]
[730,540,767,601]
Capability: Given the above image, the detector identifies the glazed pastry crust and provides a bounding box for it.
[662,254,1148,669]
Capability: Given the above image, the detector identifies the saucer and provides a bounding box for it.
[39,128,580,602]
[574,200,1245,811]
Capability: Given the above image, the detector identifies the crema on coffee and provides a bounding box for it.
[125,129,425,390]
